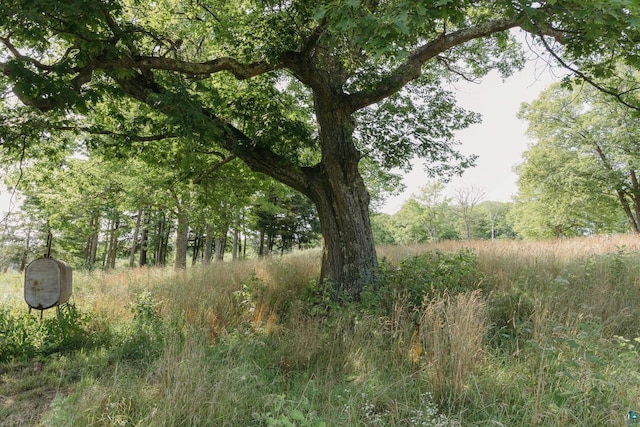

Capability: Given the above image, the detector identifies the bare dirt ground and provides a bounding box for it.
[0,362,64,427]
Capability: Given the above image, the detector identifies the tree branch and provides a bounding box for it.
[528,24,640,112]
[0,36,55,71]
[347,17,520,111]
[57,125,182,142]
[96,55,285,80]
[192,154,237,184]
[112,71,313,194]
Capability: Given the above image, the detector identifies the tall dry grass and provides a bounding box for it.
[379,234,640,287]
[6,235,640,426]
[419,290,488,403]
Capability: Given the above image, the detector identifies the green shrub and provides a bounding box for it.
[111,291,165,364]
[486,286,536,354]
[363,249,483,314]
[0,305,110,362]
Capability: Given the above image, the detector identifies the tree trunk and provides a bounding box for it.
[191,233,202,266]
[243,232,247,258]
[139,220,148,267]
[306,99,378,300]
[87,213,100,269]
[232,225,239,261]
[614,188,639,233]
[258,229,265,256]
[155,214,166,265]
[215,229,227,261]
[174,211,189,270]
[203,232,213,265]
[105,216,119,270]
[629,170,640,233]
[129,209,143,267]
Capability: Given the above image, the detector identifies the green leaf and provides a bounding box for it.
[290,409,305,421]
[585,351,604,365]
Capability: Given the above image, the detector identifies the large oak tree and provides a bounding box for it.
[2,0,640,298]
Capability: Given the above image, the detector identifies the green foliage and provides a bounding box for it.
[487,284,536,353]
[249,180,321,254]
[114,291,165,363]
[0,304,110,362]
[365,249,483,312]
[356,75,480,174]
[255,394,327,427]
[513,78,640,238]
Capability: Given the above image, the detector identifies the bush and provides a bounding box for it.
[0,304,111,362]
[363,249,483,314]
[111,291,165,363]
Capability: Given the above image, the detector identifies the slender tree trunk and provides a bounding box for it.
[215,227,227,261]
[174,211,189,270]
[87,213,100,269]
[258,229,265,256]
[155,214,165,265]
[106,216,119,270]
[83,214,96,264]
[90,224,99,268]
[129,209,143,267]
[629,170,640,233]
[111,217,120,269]
[203,232,213,265]
[139,219,148,267]
[593,141,640,233]
[162,217,172,265]
[232,225,239,261]
[267,233,274,254]
[243,232,247,258]
[191,233,202,266]
[614,189,639,233]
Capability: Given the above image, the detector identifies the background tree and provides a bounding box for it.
[452,186,485,239]
[513,79,637,238]
[2,1,640,298]
[476,201,516,240]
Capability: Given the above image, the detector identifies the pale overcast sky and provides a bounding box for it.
[380,55,564,214]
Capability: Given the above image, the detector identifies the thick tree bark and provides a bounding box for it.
[304,96,378,299]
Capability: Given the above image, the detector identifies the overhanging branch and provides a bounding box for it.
[529,25,640,112]
[347,17,520,111]
[57,125,181,142]
[112,71,313,194]
[96,56,285,80]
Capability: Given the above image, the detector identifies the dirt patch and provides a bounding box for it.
[0,387,60,426]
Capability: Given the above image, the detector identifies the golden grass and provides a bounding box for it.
[378,234,640,288]
[419,290,488,402]
[5,235,640,425]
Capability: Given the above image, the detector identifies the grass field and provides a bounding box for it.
[3,235,640,426]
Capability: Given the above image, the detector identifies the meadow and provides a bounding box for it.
[3,235,640,426]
